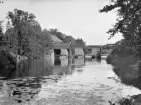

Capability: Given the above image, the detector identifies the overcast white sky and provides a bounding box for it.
[0,0,123,45]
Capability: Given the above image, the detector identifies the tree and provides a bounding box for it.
[0,21,3,34]
[75,38,85,45]
[0,21,3,44]
[41,29,53,54]
[42,29,53,47]
[0,21,6,45]
[63,36,75,43]
[6,20,12,31]
[100,0,141,56]
[5,9,54,58]
[6,9,36,55]
[48,28,65,42]
[48,28,77,44]
[5,9,45,58]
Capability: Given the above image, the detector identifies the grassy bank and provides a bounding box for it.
[106,45,141,87]
[106,45,141,104]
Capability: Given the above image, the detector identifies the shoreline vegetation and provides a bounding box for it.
[106,41,141,104]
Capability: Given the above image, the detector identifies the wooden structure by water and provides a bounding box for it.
[71,44,85,59]
[51,35,85,59]
[51,35,71,59]
[52,43,72,58]
[52,43,86,59]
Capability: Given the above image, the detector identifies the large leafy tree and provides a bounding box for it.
[5,9,52,58]
[6,9,38,56]
[100,0,141,55]
[5,9,53,58]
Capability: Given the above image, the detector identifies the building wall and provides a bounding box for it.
[91,48,101,55]
[61,49,68,56]
[101,48,113,54]
[74,48,84,56]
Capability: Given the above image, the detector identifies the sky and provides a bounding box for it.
[0,0,123,45]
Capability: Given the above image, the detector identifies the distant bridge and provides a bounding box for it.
[85,44,116,58]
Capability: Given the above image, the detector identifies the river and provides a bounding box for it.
[0,57,140,105]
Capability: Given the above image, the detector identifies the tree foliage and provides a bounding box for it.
[48,28,66,41]
[63,35,75,43]
[47,28,85,45]
[100,0,141,55]
[42,28,53,48]
[0,21,3,35]
[75,38,86,46]
[0,21,7,45]
[5,9,52,58]
[0,21,3,43]
[47,28,77,44]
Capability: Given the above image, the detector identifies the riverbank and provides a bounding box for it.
[106,46,139,81]
[0,48,54,70]
[106,46,141,104]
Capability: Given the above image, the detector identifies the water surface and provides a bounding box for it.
[0,58,140,105]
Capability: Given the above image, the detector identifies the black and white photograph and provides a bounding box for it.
[0,0,141,105]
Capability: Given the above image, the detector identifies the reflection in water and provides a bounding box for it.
[0,58,140,105]
[0,58,74,104]
[74,58,85,66]
[72,58,85,68]
[53,58,71,75]
[54,59,61,65]
[85,57,101,63]
[0,57,74,79]
[0,67,16,79]
[54,58,68,67]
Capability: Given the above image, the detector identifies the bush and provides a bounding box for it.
[118,97,133,105]
[106,54,112,64]
[108,96,133,105]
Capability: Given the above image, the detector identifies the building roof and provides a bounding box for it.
[86,45,102,48]
[52,43,70,49]
[51,35,63,43]
[71,44,85,48]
